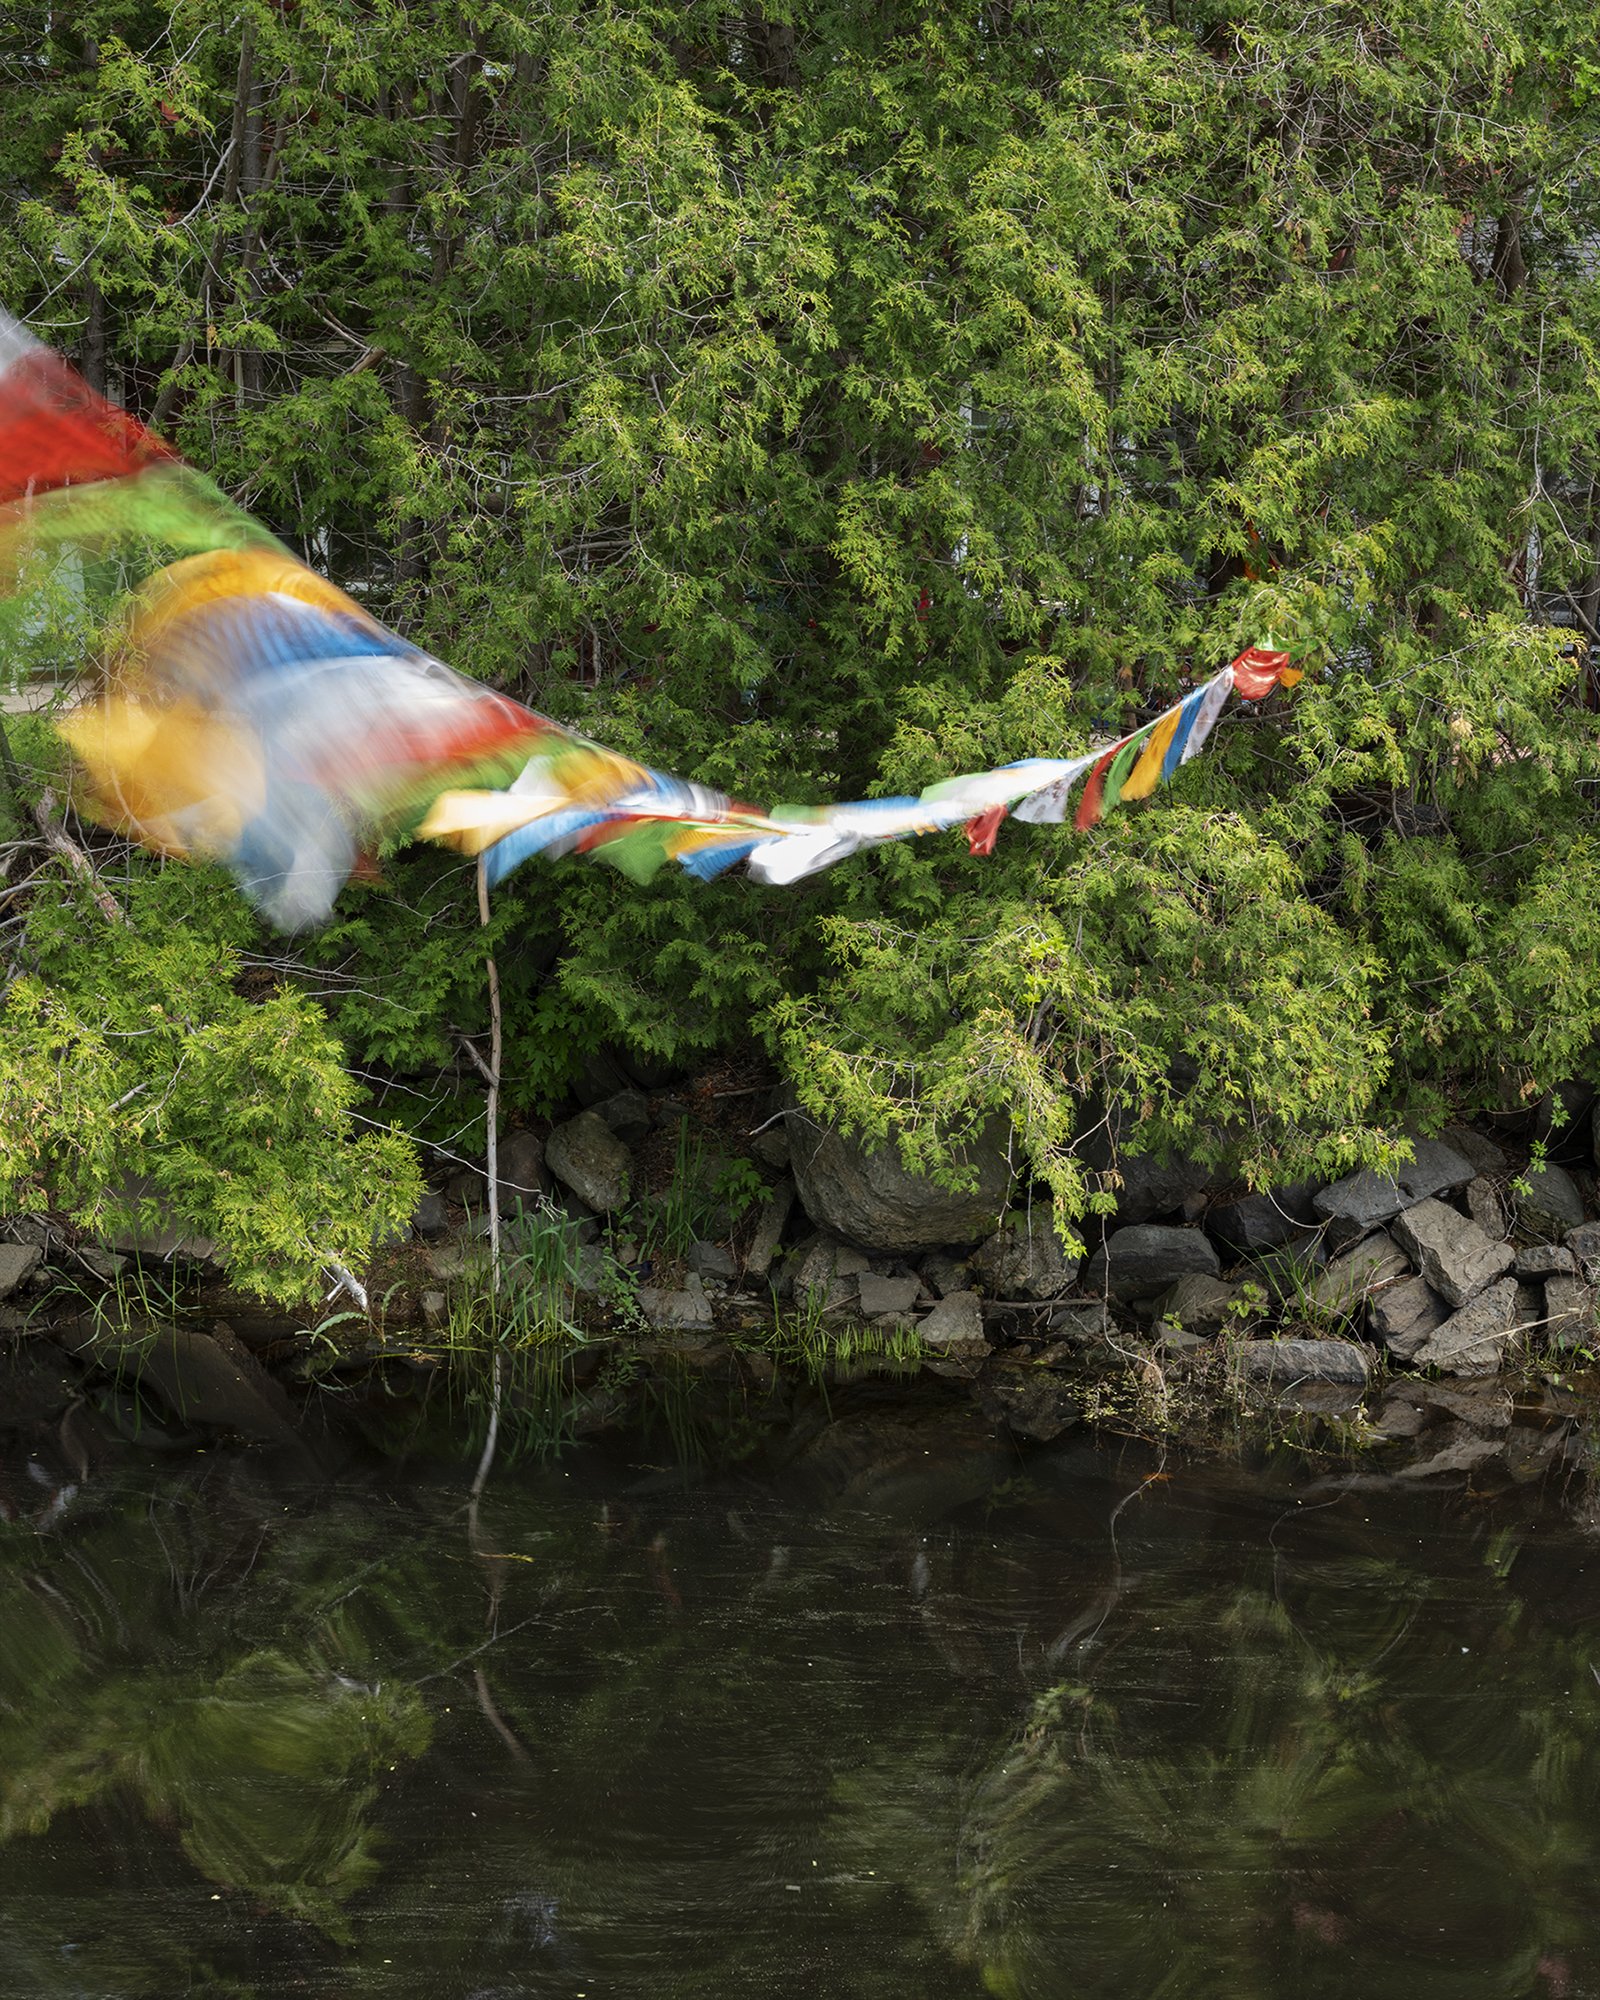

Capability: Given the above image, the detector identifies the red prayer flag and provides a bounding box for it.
[1229,646,1294,700]
[0,350,175,506]
[965,803,1007,856]
[1074,745,1120,831]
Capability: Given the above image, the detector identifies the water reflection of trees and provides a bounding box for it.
[0,1468,443,1962]
[908,1541,1600,1999]
[3,1445,1600,2000]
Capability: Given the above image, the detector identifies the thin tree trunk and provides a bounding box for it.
[469,854,504,1502]
[79,35,108,395]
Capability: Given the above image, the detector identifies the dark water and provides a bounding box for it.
[4,1396,1600,2000]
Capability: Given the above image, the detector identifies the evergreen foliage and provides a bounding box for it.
[2,1,1599,1282]
[0,730,418,1303]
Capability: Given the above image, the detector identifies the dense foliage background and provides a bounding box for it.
[3,0,1599,1287]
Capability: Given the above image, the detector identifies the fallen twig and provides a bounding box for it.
[33,789,130,926]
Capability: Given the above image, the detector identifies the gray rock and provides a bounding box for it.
[785,1109,1012,1254]
[425,1241,467,1282]
[591,1089,652,1145]
[916,1289,988,1361]
[543,1111,631,1214]
[1082,1225,1220,1303]
[920,1250,974,1298]
[495,1129,549,1215]
[411,1191,450,1240]
[1441,1124,1508,1175]
[1100,1150,1214,1226]
[869,1312,920,1337]
[1206,1183,1318,1255]
[971,1211,1079,1301]
[1,1214,53,1250]
[743,1180,795,1280]
[1544,1274,1595,1349]
[1566,1220,1600,1270]
[858,1272,921,1317]
[1465,1177,1508,1239]
[1514,1242,1576,1278]
[637,1273,716,1331]
[1312,1139,1475,1245]
[1309,1231,1411,1317]
[1368,1275,1450,1359]
[1152,1272,1238,1333]
[750,1118,791,1173]
[688,1239,737,1281]
[74,1248,128,1282]
[1392,1198,1514,1308]
[1515,1163,1585,1240]
[420,1289,447,1328]
[1236,1338,1372,1387]
[792,1232,856,1296]
[977,1369,1081,1441]
[1410,1277,1519,1376]
[96,1176,220,1268]
[0,1244,40,1298]
[1047,1300,1113,1345]
[1514,1279,1542,1328]
[832,1240,877,1278]
[794,1233,860,1303]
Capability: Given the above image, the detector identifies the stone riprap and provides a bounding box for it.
[1392,1199,1514,1309]
[1236,1338,1372,1387]
[1544,1274,1595,1348]
[857,1272,921,1317]
[743,1181,795,1279]
[917,1289,988,1363]
[1409,1278,1519,1376]
[1312,1139,1475,1245]
[1206,1184,1318,1256]
[1515,1163,1586,1240]
[971,1212,1079,1301]
[495,1129,548,1215]
[1310,1232,1412,1318]
[1367,1275,1450,1359]
[1514,1243,1576,1279]
[784,1110,1013,1255]
[1153,1273,1239,1333]
[1082,1224,1221,1303]
[544,1111,631,1214]
[0,1244,41,1299]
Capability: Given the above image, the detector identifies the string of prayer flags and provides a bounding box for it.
[0,305,1301,928]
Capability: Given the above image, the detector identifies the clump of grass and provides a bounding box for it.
[427,1204,595,1463]
[754,1286,926,1385]
[638,1119,766,1264]
[642,1120,714,1262]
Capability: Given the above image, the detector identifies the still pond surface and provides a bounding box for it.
[4,1393,1600,2000]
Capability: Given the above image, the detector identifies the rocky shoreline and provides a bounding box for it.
[3,1065,1600,1496]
